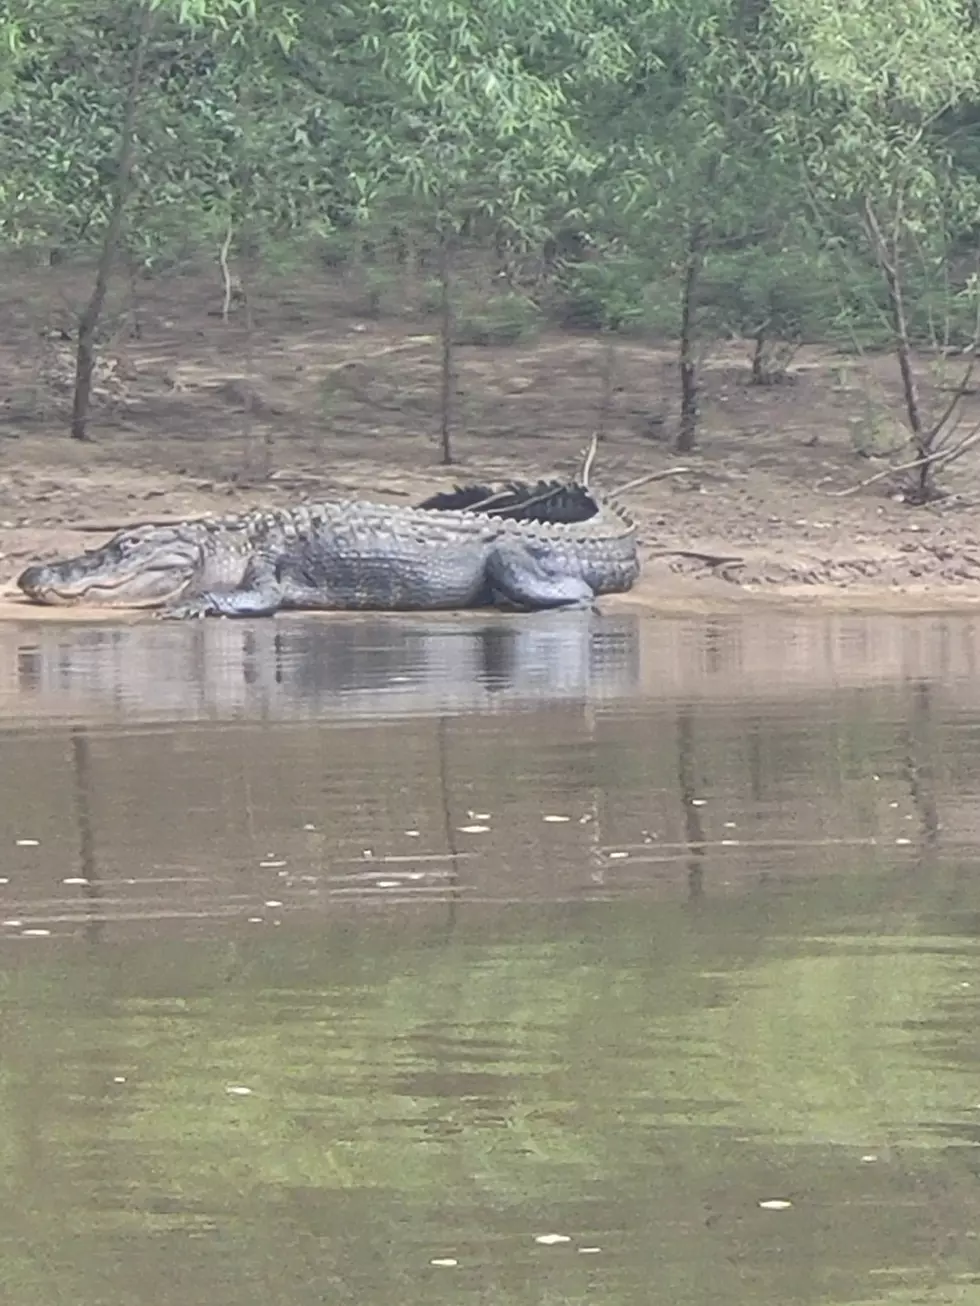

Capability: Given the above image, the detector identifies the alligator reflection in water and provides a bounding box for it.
[6,612,640,721]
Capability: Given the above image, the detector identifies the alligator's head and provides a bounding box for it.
[17,524,208,607]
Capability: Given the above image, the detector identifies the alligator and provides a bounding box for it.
[16,476,640,617]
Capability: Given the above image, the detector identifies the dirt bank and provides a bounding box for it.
[3,441,979,622]
[2,264,979,620]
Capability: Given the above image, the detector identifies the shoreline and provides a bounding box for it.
[3,568,980,624]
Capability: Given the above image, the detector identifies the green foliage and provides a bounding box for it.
[696,243,839,343]
[2,0,980,450]
[555,255,656,333]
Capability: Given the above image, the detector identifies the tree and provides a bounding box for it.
[350,0,628,462]
[770,0,980,500]
[574,0,795,453]
[0,0,303,440]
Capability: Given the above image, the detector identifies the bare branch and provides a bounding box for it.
[612,466,693,496]
[219,222,234,323]
[826,421,980,498]
[649,549,745,566]
[580,433,599,489]
[925,358,976,448]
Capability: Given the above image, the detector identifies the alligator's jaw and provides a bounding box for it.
[17,561,193,607]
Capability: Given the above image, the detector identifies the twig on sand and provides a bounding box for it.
[612,466,692,496]
[649,548,744,566]
[580,433,599,488]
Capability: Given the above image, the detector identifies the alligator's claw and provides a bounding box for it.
[158,596,215,620]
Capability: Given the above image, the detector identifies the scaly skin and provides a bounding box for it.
[16,480,640,617]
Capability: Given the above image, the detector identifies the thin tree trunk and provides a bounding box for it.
[71,1,154,440]
[676,220,706,454]
[219,221,235,322]
[438,228,455,465]
[232,72,262,480]
[862,197,931,499]
[596,329,617,439]
[125,246,143,341]
[750,322,768,384]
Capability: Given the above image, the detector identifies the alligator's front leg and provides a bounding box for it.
[486,539,597,611]
[160,557,285,619]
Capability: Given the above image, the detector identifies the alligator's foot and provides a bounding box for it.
[159,585,285,619]
[487,540,597,611]
[494,593,599,614]
[158,595,218,620]
[547,597,599,614]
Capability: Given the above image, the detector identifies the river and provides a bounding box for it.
[0,610,978,1306]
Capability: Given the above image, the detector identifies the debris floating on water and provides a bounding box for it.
[15,839,39,847]
[543,814,571,823]
[430,1258,458,1268]
[534,1234,572,1245]
[63,877,89,886]
[758,1199,792,1210]
[21,929,51,937]
[260,860,287,869]
[578,1247,602,1255]
[458,824,490,834]
[225,1085,253,1096]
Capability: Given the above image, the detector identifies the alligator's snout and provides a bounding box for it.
[16,527,209,607]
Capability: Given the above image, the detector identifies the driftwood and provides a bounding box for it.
[650,548,744,566]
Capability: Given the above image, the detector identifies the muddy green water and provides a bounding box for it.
[1,612,980,1306]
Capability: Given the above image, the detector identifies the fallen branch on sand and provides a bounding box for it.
[612,466,693,496]
[648,548,744,566]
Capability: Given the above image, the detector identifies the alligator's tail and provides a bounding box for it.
[417,479,600,524]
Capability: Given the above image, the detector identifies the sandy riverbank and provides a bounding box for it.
[3,267,980,621]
